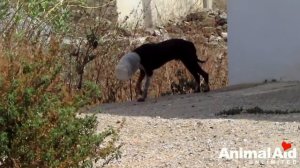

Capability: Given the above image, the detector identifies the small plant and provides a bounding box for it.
[216,106,300,116]
[245,106,266,114]
[246,106,299,114]
[70,30,99,89]
[215,107,243,116]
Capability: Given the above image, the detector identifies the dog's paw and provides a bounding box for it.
[202,85,210,92]
[200,83,210,92]
[193,89,201,93]
[137,95,146,102]
[137,97,145,102]
[203,88,210,92]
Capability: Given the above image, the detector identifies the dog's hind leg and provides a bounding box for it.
[191,71,201,93]
[135,69,145,97]
[181,60,201,92]
[188,61,210,92]
[181,58,210,93]
[197,66,210,92]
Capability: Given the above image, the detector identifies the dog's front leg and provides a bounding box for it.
[135,70,145,97]
[137,75,151,102]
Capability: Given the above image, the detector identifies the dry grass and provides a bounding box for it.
[0,3,228,104]
[0,34,227,105]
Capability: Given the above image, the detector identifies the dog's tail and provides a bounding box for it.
[197,58,208,64]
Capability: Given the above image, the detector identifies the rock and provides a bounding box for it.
[163,33,171,41]
[219,11,228,20]
[154,29,162,36]
[186,11,207,22]
[222,24,228,30]
[202,27,216,37]
[217,53,224,60]
[208,35,223,45]
[202,17,216,27]
[208,9,219,17]
[215,11,227,26]
[221,32,228,40]
[129,37,147,46]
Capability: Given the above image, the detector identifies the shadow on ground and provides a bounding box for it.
[89,81,300,122]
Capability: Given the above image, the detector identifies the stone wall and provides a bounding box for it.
[83,0,225,29]
[117,0,205,28]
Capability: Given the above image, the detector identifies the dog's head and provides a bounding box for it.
[116,52,141,80]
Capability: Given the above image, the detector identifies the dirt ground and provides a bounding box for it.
[89,81,300,168]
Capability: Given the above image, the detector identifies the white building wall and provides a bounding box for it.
[117,0,204,28]
[203,0,213,9]
[229,0,300,84]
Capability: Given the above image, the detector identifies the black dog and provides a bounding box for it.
[116,39,210,102]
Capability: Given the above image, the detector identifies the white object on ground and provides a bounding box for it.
[115,52,141,80]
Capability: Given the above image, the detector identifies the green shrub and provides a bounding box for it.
[0,2,121,166]
[0,52,120,167]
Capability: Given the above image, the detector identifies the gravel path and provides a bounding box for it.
[90,82,300,168]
